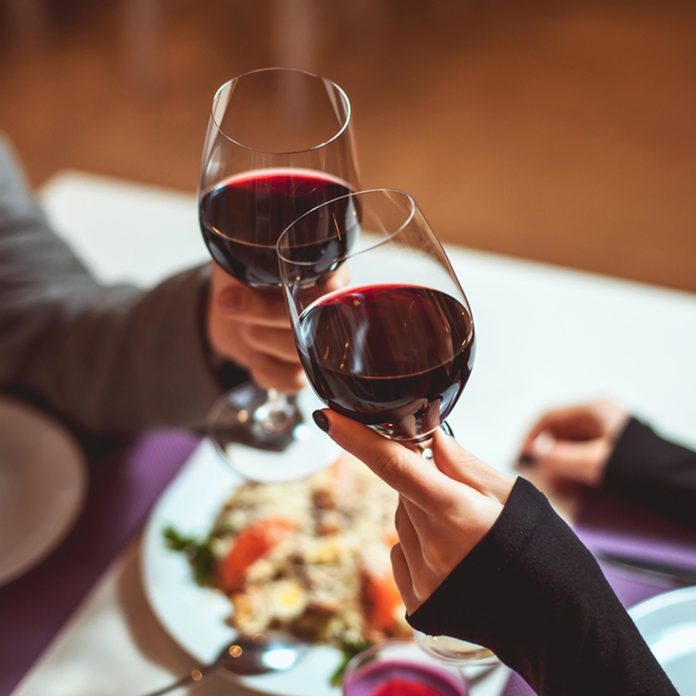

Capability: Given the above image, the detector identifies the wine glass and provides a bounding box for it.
[278,188,496,666]
[342,639,469,696]
[198,67,359,481]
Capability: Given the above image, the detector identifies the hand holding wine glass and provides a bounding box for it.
[206,263,305,393]
[312,409,514,613]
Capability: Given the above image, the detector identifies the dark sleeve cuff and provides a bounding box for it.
[408,478,585,677]
[604,417,696,528]
[408,477,676,695]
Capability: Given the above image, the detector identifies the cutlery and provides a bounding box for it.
[138,631,309,695]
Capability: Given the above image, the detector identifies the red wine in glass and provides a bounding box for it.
[297,283,475,441]
[200,168,355,288]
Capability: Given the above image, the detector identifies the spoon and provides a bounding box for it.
[139,631,310,696]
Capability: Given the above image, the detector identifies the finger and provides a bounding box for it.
[242,324,301,364]
[322,265,350,292]
[248,352,306,393]
[521,405,602,454]
[534,438,609,486]
[399,496,460,579]
[215,280,291,329]
[394,497,424,572]
[396,496,473,607]
[432,431,514,504]
[314,410,449,509]
[390,544,418,613]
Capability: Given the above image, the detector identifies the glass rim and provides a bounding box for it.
[342,638,467,691]
[209,67,352,155]
[342,638,418,679]
[276,187,418,269]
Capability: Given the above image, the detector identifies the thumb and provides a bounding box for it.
[432,431,514,504]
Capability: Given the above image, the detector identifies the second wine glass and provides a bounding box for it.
[278,188,496,666]
[198,67,359,481]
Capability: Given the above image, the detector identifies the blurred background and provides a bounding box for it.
[1,0,694,292]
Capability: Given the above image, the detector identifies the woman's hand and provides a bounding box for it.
[520,400,630,486]
[206,263,305,393]
[314,409,514,614]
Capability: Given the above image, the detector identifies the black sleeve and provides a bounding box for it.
[408,478,676,696]
[603,417,696,529]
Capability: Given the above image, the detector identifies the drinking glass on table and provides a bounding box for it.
[278,188,496,666]
[342,639,469,696]
[198,67,359,481]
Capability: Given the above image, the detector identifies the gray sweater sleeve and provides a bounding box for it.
[0,138,245,434]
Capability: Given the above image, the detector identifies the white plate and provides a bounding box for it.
[141,438,343,696]
[0,397,87,587]
[629,585,696,694]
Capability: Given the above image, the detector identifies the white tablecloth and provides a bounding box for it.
[13,171,696,695]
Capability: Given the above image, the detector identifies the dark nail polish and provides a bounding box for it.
[518,453,536,468]
[312,410,330,433]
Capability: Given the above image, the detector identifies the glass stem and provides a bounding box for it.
[256,389,295,435]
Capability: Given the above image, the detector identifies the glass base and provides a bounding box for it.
[414,631,497,666]
[208,384,340,482]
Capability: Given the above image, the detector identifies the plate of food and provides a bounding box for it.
[141,439,410,695]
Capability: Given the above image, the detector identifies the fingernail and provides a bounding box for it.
[312,410,330,433]
[219,288,245,313]
[532,431,554,456]
[518,453,536,468]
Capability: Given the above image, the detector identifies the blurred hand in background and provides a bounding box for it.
[520,400,630,486]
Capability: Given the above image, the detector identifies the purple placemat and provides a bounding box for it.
[499,491,695,696]
[574,489,696,572]
[0,430,200,696]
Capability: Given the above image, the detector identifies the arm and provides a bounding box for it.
[0,139,305,434]
[316,410,677,696]
[604,417,696,529]
[410,478,676,695]
[521,401,696,528]
[0,139,237,433]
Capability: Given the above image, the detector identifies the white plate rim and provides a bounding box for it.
[628,585,696,622]
[0,397,87,587]
[628,584,696,693]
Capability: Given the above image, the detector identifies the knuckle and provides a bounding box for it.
[394,509,406,537]
[377,451,407,488]
[390,543,403,566]
[422,544,451,576]
[411,577,433,607]
[219,286,248,313]
[241,323,263,344]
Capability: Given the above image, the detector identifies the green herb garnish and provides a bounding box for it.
[330,636,374,687]
[163,525,216,586]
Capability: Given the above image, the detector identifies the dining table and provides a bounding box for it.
[3,170,696,696]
